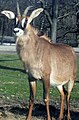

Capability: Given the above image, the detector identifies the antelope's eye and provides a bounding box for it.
[22,18,27,28]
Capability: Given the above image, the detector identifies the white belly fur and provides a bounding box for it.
[50,79,69,87]
[50,68,69,87]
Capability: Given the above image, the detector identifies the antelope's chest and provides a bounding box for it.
[26,63,43,80]
[28,66,42,79]
[30,68,42,79]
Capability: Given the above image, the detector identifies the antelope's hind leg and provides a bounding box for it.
[57,85,65,120]
[67,78,75,120]
[26,80,36,120]
[57,78,75,120]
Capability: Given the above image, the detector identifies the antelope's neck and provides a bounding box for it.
[16,26,39,63]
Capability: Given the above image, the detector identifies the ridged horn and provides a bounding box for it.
[17,2,21,16]
[23,6,33,16]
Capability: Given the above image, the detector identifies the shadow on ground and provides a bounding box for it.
[0,103,78,120]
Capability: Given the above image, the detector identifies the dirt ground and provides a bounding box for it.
[0,101,79,120]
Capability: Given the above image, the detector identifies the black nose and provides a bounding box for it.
[13,29,19,34]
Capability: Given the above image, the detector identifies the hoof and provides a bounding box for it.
[57,117,63,120]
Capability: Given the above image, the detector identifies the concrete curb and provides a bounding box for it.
[0,45,79,53]
[0,45,16,52]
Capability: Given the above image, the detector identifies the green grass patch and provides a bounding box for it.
[0,54,79,103]
[0,54,29,102]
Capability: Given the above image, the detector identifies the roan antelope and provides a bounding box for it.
[1,3,77,120]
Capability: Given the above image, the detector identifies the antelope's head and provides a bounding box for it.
[1,3,43,37]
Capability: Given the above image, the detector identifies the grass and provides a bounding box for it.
[0,53,79,104]
[0,54,29,102]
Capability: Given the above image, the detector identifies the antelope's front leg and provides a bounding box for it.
[26,80,36,120]
[43,79,51,120]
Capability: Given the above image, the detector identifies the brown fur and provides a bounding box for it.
[2,10,77,120]
[28,25,51,42]
[16,24,77,81]
[16,24,77,120]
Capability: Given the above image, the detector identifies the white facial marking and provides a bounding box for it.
[14,28,24,36]
[22,18,26,28]
[16,17,19,24]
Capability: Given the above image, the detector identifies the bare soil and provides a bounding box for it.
[0,101,79,120]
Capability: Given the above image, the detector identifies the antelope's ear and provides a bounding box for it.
[1,10,15,19]
[27,8,43,24]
